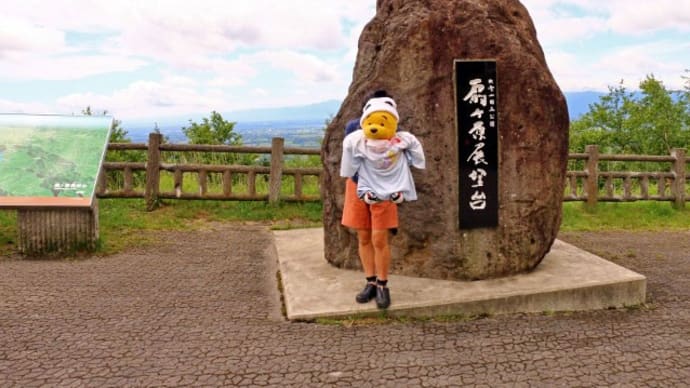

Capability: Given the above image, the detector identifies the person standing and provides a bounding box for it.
[340,90,425,309]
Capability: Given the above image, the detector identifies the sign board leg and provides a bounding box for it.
[17,201,99,255]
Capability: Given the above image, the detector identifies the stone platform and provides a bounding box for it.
[273,228,646,321]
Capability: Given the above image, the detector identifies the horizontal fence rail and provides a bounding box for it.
[98,133,321,209]
[98,136,688,209]
[564,145,687,208]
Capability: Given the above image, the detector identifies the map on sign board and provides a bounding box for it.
[0,114,112,208]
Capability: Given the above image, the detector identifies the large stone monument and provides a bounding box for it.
[321,0,569,280]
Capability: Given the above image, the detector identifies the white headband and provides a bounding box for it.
[360,97,399,128]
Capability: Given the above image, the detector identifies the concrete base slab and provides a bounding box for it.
[273,228,646,321]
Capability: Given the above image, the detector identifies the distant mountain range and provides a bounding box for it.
[564,91,605,119]
[125,91,603,129]
[255,92,604,120]
[126,100,342,130]
[225,92,603,120]
[123,91,605,145]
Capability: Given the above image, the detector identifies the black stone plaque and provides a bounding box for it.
[455,60,499,229]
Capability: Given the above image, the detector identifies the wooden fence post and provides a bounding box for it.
[268,137,285,204]
[145,133,162,211]
[585,145,599,209]
[97,169,106,195]
[671,148,686,209]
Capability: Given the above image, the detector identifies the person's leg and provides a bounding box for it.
[369,201,397,309]
[355,228,378,303]
[357,229,375,278]
[343,178,380,303]
[372,228,392,309]
[371,229,391,281]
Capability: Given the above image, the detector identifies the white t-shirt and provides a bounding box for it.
[340,129,425,201]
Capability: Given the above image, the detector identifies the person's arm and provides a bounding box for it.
[397,132,425,169]
[340,132,361,177]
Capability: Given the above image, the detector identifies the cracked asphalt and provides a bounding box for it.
[1,224,689,387]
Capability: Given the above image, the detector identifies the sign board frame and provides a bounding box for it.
[454,59,499,230]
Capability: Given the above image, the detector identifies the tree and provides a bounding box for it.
[569,75,690,155]
[181,111,254,166]
[568,81,635,153]
[82,106,130,144]
[182,111,241,146]
[82,106,144,189]
[681,69,690,130]
[626,75,689,155]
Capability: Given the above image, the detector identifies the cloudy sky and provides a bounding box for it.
[1,0,688,123]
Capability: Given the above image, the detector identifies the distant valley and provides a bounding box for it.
[122,91,603,147]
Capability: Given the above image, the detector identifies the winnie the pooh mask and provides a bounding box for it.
[360,97,399,140]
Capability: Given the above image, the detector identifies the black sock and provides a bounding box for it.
[366,276,377,284]
[377,279,388,287]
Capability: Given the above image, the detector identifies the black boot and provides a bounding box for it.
[356,282,377,303]
[376,285,391,309]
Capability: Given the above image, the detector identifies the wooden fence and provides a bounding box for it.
[97,136,689,209]
[97,133,321,209]
[565,145,687,208]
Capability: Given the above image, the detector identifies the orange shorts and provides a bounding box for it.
[341,178,398,230]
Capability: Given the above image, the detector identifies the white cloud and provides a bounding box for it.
[3,1,363,64]
[250,88,269,97]
[606,0,690,35]
[528,13,607,45]
[0,53,148,81]
[524,0,690,43]
[248,50,341,84]
[1,2,365,120]
[1,0,374,81]
[3,0,687,120]
[55,79,223,119]
[546,40,690,92]
[0,19,65,58]
[595,41,689,89]
[207,60,259,87]
[0,98,54,114]
[522,0,690,92]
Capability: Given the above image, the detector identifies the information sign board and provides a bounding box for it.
[0,114,112,208]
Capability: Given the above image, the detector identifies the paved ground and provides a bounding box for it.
[1,224,689,387]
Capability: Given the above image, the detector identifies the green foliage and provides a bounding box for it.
[82,106,146,189]
[156,168,321,198]
[182,111,241,145]
[627,76,689,155]
[570,74,690,155]
[680,69,690,133]
[179,111,256,167]
[82,106,130,144]
[285,154,322,168]
[109,119,130,144]
[0,210,16,255]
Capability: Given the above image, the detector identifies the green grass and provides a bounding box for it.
[0,198,322,256]
[2,199,689,257]
[98,198,322,254]
[0,210,17,255]
[560,201,690,231]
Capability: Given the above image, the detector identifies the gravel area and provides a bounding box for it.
[1,224,688,387]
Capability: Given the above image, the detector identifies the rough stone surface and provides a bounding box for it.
[322,0,569,279]
[1,225,689,386]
